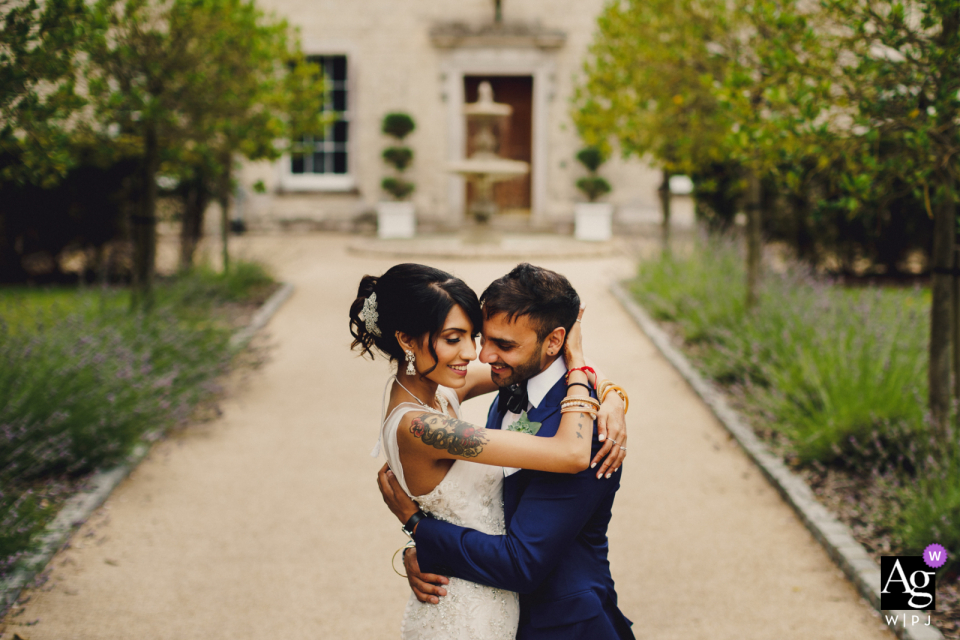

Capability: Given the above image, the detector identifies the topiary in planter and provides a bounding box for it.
[382,113,416,140]
[381,112,416,201]
[381,177,415,200]
[576,176,612,202]
[575,146,611,202]
[382,146,414,171]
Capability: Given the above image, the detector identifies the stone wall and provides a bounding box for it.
[237,0,663,231]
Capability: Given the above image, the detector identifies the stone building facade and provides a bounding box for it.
[237,0,666,231]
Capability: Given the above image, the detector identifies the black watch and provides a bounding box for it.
[402,510,430,539]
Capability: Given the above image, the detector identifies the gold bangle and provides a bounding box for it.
[600,385,629,413]
[392,541,415,578]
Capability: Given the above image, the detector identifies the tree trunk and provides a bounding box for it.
[131,125,159,310]
[179,176,211,272]
[658,169,672,256]
[218,151,232,274]
[745,171,763,310]
[929,173,955,438]
[953,240,960,408]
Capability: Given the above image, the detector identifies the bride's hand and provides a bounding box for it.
[563,305,586,370]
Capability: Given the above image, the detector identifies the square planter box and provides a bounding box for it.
[574,202,613,241]
[377,201,416,239]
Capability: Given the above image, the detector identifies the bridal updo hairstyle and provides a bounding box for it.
[349,264,483,376]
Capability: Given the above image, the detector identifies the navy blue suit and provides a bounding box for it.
[415,377,635,640]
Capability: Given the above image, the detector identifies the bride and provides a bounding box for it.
[350,263,605,640]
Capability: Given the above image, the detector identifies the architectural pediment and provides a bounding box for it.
[430,22,566,50]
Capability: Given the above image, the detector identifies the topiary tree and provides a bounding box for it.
[575,147,611,202]
[380,112,415,200]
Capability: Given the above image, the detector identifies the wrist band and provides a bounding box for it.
[402,510,430,539]
[566,382,592,393]
[565,366,597,388]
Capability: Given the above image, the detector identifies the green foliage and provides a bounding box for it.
[381,112,416,140]
[381,177,415,200]
[382,146,414,171]
[632,237,928,466]
[576,147,606,173]
[576,177,612,203]
[891,450,960,575]
[380,113,416,199]
[166,261,275,307]
[0,0,90,186]
[0,259,274,577]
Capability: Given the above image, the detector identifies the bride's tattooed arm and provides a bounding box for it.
[410,414,488,458]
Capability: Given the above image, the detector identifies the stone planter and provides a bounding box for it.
[376,201,416,239]
[574,202,613,241]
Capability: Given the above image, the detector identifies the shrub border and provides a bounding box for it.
[0,281,295,617]
[610,281,944,640]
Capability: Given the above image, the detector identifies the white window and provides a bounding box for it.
[281,54,354,191]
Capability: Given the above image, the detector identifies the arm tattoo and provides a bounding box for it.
[410,413,488,458]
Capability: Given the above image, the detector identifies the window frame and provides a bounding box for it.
[279,53,356,192]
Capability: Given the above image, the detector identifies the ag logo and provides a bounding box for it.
[880,557,936,610]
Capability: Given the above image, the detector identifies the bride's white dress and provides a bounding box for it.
[377,384,520,640]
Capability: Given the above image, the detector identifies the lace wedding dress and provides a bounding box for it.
[374,382,520,640]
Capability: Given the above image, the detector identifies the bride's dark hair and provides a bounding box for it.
[349,264,483,376]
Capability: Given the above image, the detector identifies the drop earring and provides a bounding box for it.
[405,350,416,376]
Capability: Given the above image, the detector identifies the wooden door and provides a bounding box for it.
[464,76,533,216]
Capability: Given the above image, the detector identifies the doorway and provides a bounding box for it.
[463,76,533,216]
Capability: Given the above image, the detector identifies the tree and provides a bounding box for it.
[1,0,91,279]
[817,0,960,435]
[174,1,327,274]
[1,0,88,186]
[573,0,731,254]
[84,0,326,303]
[85,0,226,307]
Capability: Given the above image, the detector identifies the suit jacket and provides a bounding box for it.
[415,376,635,640]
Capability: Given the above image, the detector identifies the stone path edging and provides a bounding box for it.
[610,282,944,640]
[0,281,296,617]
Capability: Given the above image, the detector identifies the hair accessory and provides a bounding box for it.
[404,350,416,376]
[566,382,592,394]
[359,293,382,337]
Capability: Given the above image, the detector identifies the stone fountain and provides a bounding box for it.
[449,82,529,241]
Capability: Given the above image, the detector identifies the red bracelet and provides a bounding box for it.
[565,366,597,388]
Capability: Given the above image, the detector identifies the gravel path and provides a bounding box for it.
[1,233,893,639]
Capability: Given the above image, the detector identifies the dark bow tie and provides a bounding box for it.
[497,382,529,415]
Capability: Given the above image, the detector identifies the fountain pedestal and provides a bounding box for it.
[449,82,529,242]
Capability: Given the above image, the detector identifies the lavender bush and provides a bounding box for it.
[632,238,958,573]
[632,236,928,467]
[0,260,272,579]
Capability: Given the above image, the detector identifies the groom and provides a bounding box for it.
[378,263,635,639]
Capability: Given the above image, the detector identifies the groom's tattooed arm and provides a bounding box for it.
[410,414,487,458]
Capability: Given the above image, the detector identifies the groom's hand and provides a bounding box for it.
[403,547,449,605]
[377,464,420,525]
[594,391,627,479]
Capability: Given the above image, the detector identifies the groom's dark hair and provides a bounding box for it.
[480,263,580,341]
